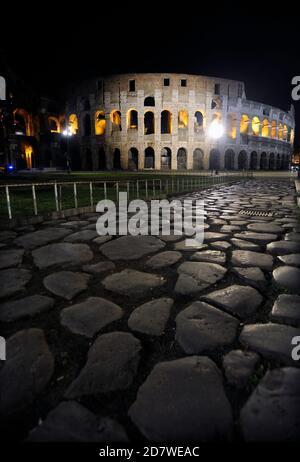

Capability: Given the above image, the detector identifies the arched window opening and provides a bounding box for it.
[240,114,249,135]
[144,147,155,169]
[14,109,32,136]
[110,110,122,131]
[269,153,275,170]
[193,149,204,170]
[209,149,220,171]
[278,123,283,140]
[144,96,155,107]
[276,154,281,170]
[95,111,106,135]
[271,120,277,138]
[84,113,91,136]
[227,113,237,139]
[161,110,172,134]
[49,116,60,133]
[178,110,188,129]
[144,111,155,135]
[260,152,267,170]
[127,109,138,130]
[262,119,269,138]
[224,149,235,170]
[194,111,204,133]
[99,147,107,170]
[128,147,138,170]
[113,148,121,169]
[177,148,187,170]
[252,116,261,136]
[283,124,288,141]
[161,147,171,170]
[290,129,295,145]
[250,151,258,170]
[238,150,248,170]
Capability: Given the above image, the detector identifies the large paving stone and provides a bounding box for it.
[82,261,116,274]
[210,241,231,251]
[60,220,89,229]
[204,232,229,242]
[14,227,72,250]
[93,235,113,245]
[271,294,300,327]
[100,235,165,261]
[231,238,260,250]
[234,232,277,244]
[27,401,128,442]
[240,368,300,441]
[0,249,24,270]
[175,301,239,353]
[64,230,98,243]
[128,298,173,336]
[277,253,300,266]
[273,266,300,294]
[267,240,300,255]
[61,297,123,338]
[65,332,141,397]
[146,251,182,269]
[223,350,259,388]
[0,328,54,415]
[231,250,273,271]
[173,240,208,251]
[129,356,233,441]
[201,285,263,319]
[0,295,54,322]
[232,266,266,289]
[247,223,283,234]
[175,262,227,296]
[190,250,226,264]
[32,243,93,269]
[285,232,300,242]
[102,269,165,297]
[0,268,32,299]
[43,271,90,300]
[239,323,300,366]
[0,230,17,241]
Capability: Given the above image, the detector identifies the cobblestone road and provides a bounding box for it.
[0,179,300,442]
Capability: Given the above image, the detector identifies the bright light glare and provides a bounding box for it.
[63,128,72,137]
[208,119,224,139]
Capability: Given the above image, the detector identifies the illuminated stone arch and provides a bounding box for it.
[290,128,295,145]
[128,147,138,170]
[276,153,281,170]
[178,110,188,129]
[250,151,258,170]
[194,111,204,132]
[144,147,155,169]
[209,149,221,170]
[260,152,267,170]
[227,113,237,139]
[110,110,122,131]
[269,152,275,170]
[224,149,235,170]
[127,109,138,130]
[238,150,248,170]
[113,148,121,169]
[95,111,106,135]
[262,119,269,138]
[144,111,155,135]
[144,96,155,107]
[278,123,283,140]
[271,120,277,138]
[14,108,32,136]
[283,124,288,141]
[48,116,60,133]
[177,147,187,170]
[161,147,172,169]
[161,110,172,134]
[69,114,78,134]
[240,114,249,134]
[193,148,204,170]
[252,116,261,136]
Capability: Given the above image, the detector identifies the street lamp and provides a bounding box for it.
[62,125,73,173]
[208,119,225,139]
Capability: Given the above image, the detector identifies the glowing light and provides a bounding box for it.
[208,119,224,139]
[8,165,14,170]
[63,127,72,137]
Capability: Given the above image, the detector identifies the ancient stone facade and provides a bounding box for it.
[65,73,295,171]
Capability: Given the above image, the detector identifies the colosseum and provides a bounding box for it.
[64,73,295,171]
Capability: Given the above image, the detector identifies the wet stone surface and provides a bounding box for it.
[1,178,300,441]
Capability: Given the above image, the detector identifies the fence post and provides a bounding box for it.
[153,179,155,197]
[73,183,78,208]
[32,184,38,215]
[127,181,130,200]
[159,179,162,196]
[5,186,12,219]
[136,180,139,198]
[145,180,148,199]
[104,182,107,200]
[89,182,93,206]
[116,181,119,201]
[54,182,59,212]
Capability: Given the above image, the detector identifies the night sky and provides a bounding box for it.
[1,7,299,145]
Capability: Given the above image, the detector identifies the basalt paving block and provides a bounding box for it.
[93,236,113,245]
[102,269,166,297]
[277,254,300,266]
[223,350,259,388]
[272,266,300,294]
[0,268,32,299]
[61,297,123,338]
[231,250,273,271]
[204,232,230,242]
[0,230,17,241]
[32,243,93,269]
[0,328,54,415]
[145,251,182,269]
[210,241,231,251]
[240,368,300,442]
[128,298,173,336]
[0,248,24,270]
[100,235,165,260]
[14,227,72,250]
[239,323,300,366]
[64,230,99,243]
[234,232,277,244]
[173,241,208,251]
[129,356,233,441]
[43,271,90,300]
[231,267,267,289]
[0,295,54,322]
[82,261,116,274]
[246,223,283,234]
[201,284,263,319]
[27,401,128,442]
[60,221,90,229]
[267,240,300,255]
[175,301,239,353]
[270,294,300,327]
[284,232,300,242]
[175,262,227,296]
[65,332,141,397]
[190,250,226,264]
